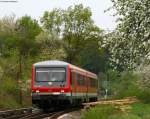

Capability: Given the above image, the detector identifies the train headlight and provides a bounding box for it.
[36,90,40,93]
[61,90,64,93]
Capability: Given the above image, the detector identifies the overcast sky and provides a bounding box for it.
[0,0,117,30]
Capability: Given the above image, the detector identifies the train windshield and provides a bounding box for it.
[35,67,66,82]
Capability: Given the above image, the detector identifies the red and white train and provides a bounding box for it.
[31,60,98,109]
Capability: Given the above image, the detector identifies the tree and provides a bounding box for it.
[0,15,41,80]
[0,16,20,81]
[137,62,150,90]
[16,16,41,58]
[107,0,150,70]
[41,4,103,65]
[79,40,105,74]
[14,15,41,82]
[78,25,106,74]
[104,32,135,71]
[0,15,17,57]
[36,31,66,60]
[62,4,94,63]
[16,16,41,104]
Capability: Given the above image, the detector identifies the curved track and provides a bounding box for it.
[21,111,66,119]
[0,107,80,119]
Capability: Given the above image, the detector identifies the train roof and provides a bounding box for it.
[34,60,68,66]
[34,60,97,79]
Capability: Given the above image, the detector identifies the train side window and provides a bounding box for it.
[70,72,73,85]
[81,76,85,86]
[90,78,92,87]
[80,75,83,86]
[77,74,83,86]
[93,79,97,88]
[90,78,96,88]
[71,72,76,85]
[77,74,81,85]
[80,75,82,85]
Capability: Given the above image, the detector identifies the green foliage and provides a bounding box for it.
[41,4,104,67]
[79,40,105,74]
[137,90,150,104]
[0,15,42,108]
[0,78,21,108]
[101,70,141,99]
[131,103,150,119]
[115,72,140,98]
[36,31,65,60]
[106,0,150,71]
[62,4,93,63]
[81,103,150,119]
[101,69,150,103]
[102,70,120,96]
[81,105,116,119]
[0,96,21,108]
[110,114,141,119]
[0,15,17,57]
[136,64,150,103]
[16,15,41,56]
[104,32,136,71]
[0,78,18,95]
[137,64,150,90]
[41,9,63,34]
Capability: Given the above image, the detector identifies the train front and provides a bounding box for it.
[31,61,71,109]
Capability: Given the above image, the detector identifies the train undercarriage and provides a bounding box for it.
[32,93,97,111]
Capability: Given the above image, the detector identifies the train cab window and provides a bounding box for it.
[35,67,66,82]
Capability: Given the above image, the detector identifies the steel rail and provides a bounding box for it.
[0,107,32,119]
[0,106,80,119]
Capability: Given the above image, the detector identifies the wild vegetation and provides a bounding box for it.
[81,103,150,119]
[82,0,150,118]
[0,1,149,116]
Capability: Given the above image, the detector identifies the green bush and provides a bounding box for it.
[0,78,21,108]
[137,90,150,103]
[0,78,19,95]
[131,103,150,119]
[110,114,141,119]
[101,69,150,103]
[115,72,141,98]
[104,70,141,99]
[0,95,21,108]
[81,105,117,119]
[81,103,150,119]
[136,65,150,103]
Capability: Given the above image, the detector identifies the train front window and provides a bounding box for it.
[35,68,66,82]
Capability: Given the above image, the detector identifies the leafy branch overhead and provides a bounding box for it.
[105,0,150,71]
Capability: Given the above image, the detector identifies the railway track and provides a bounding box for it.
[21,111,66,119]
[0,97,137,119]
[0,107,80,119]
[0,107,32,119]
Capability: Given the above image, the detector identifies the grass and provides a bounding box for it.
[81,105,117,119]
[0,78,31,109]
[131,103,150,119]
[81,103,150,119]
[0,97,21,109]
